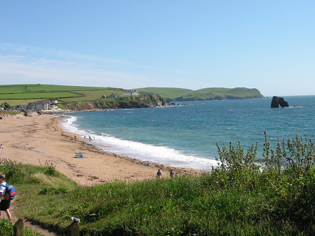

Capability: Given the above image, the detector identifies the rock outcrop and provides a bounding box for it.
[24,111,39,117]
[271,96,289,108]
[0,113,24,119]
[65,94,170,111]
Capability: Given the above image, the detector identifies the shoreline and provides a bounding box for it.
[0,114,203,186]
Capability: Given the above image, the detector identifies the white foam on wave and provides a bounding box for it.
[60,116,217,171]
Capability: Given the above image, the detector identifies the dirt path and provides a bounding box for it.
[4,199,60,236]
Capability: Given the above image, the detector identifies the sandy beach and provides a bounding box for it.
[0,114,202,186]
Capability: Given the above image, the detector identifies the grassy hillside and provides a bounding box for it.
[177,87,263,101]
[135,87,192,100]
[1,133,315,235]
[0,84,129,106]
[136,87,264,101]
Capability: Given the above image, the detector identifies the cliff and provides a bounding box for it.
[64,94,170,111]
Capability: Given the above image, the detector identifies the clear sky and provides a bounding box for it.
[1,1,314,96]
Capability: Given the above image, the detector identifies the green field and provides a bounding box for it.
[0,84,130,107]
[26,84,106,92]
[0,92,83,100]
[0,85,28,94]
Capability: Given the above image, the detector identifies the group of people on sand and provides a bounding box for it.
[0,173,12,223]
[157,169,174,178]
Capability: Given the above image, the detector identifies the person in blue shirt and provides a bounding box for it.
[0,173,12,223]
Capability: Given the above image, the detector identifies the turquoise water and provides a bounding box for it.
[61,96,315,171]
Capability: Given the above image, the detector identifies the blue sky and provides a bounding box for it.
[1,1,314,96]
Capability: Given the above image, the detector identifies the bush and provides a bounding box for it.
[0,159,24,183]
[45,162,56,176]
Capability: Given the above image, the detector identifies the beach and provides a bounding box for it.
[0,114,201,186]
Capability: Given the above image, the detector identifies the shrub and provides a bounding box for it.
[0,159,24,183]
[45,162,56,176]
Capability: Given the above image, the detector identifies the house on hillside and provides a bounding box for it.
[108,93,118,98]
[27,100,49,111]
[100,95,107,99]
[49,99,58,104]
[120,90,139,97]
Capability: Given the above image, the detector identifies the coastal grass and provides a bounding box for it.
[135,87,193,100]
[1,133,315,235]
[0,110,21,115]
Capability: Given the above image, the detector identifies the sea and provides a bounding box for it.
[60,96,315,172]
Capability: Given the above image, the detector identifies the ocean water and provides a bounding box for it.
[61,96,315,171]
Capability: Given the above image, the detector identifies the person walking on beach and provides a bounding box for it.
[157,169,162,178]
[0,173,12,222]
[170,169,174,178]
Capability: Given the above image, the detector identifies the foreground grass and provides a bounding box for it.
[1,133,315,235]
[14,169,315,235]
[0,219,44,236]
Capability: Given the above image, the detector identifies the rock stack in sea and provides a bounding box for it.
[271,96,289,108]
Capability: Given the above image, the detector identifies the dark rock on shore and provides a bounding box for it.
[271,96,289,108]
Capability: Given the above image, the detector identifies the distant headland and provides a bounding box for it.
[135,87,264,101]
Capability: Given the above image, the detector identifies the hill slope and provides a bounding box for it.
[135,87,264,101]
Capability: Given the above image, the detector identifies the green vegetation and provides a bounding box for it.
[0,92,83,100]
[1,133,315,235]
[60,94,168,110]
[0,99,39,107]
[0,159,77,236]
[0,85,264,109]
[135,87,193,100]
[0,220,43,236]
[0,84,130,107]
[137,87,264,101]
[0,85,27,94]
[0,110,21,116]
[178,87,263,101]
